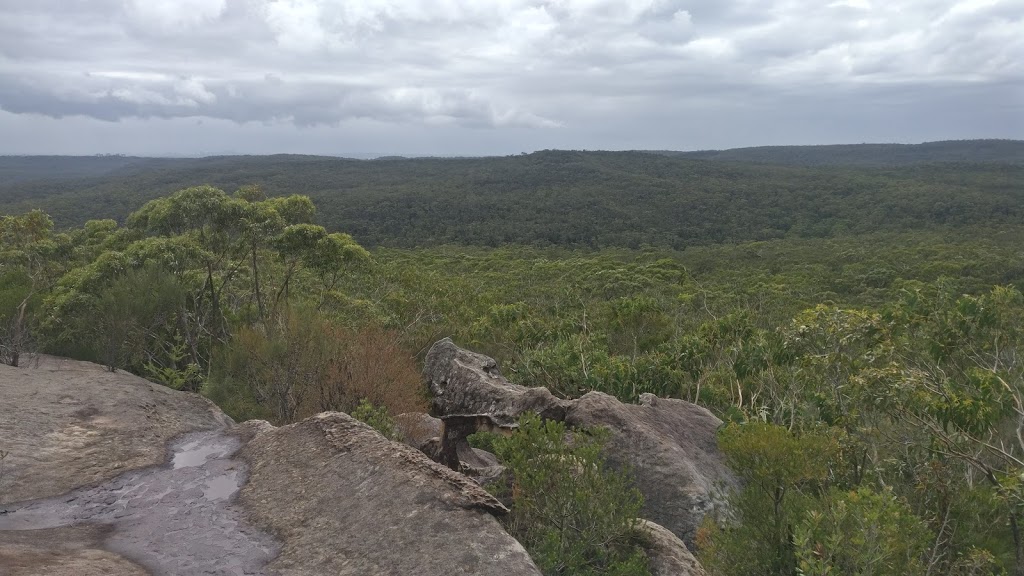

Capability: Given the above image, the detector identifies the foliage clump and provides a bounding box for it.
[206,307,426,424]
[493,413,650,576]
[350,399,401,441]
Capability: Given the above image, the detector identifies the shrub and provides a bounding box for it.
[794,487,931,576]
[205,308,427,424]
[493,413,650,576]
[467,430,502,453]
[351,399,401,441]
[316,323,428,416]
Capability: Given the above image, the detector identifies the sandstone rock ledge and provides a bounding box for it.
[236,413,540,575]
[0,356,542,576]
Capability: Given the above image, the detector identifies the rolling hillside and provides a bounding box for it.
[1,140,1021,249]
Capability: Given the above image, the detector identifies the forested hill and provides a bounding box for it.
[0,155,159,184]
[659,139,1024,166]
[0,144,1021,249]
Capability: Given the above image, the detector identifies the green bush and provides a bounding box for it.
[794,487,931,576]
[467,430,502,453]
[351,399,401,441]
[493,413,650,576]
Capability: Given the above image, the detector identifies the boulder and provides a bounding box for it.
[423,339,737,547]
[638,519,707,576]
[565,392,734,545]
[237,412,539,575]
[456,443,507,485]
[394,412,442,453]
[424,338,570,425]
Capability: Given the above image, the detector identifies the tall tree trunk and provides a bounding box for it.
[252,247,265,320]
[9,298,29,368]
[1011,514,1024,576]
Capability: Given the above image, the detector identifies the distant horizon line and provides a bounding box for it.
[2,138,1021,160]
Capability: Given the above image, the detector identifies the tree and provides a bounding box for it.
[0,210,64,366]
[699,422,842,576]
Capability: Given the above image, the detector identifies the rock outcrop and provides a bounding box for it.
[423,338,736,546]
[0,355,542,576]
[566,391,734,545]
[237,413,538,575]
[638,519,707,576]
[424,339,570,425]
[0,355,229,505]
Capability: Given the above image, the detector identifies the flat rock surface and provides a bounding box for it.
[0,525,148,576]
[0,355,230,504]
[1,357,541,576]
[237,412,541,575]
[0,357,277,575]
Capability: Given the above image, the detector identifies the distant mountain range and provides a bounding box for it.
[2,140,1020,185]
[649,139,1024,167]
[1,140,1021,249]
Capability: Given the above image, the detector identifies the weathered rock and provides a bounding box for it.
[1,356,542,576]
[394,412,443,453]
[423,339,737,546]
[0,357,275,575]
[638,519,707,576]
[436,413,514,470]
[0,355,230,505]
[394,412,507,483]
[237,412,541,575]
[456,444,507,485]
[0,525,148,576]
[425,338,571,425]
[565,391,734,545]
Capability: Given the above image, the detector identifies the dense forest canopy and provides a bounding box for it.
[656,139,1024,166]
[3,143,1024,575]
[1,140,1021,249]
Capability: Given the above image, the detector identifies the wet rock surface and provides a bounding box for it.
[0,355,230,505]
[0,431,278,575]
[1,356,542,576]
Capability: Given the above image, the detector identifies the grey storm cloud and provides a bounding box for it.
[0,0,1021,154]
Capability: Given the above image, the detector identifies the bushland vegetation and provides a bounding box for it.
[493,414,649,576]
[2,172,1024,573]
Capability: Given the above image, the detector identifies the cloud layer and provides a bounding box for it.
[0,0,1021,154]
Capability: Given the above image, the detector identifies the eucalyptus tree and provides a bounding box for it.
[44,185,368,380]
[0,210,68,366]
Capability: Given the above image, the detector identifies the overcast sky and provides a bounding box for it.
[0,0,1021,156]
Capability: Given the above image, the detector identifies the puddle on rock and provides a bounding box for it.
[0,430,279,575]
[172,437,234,469]
[204,473,239,501]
